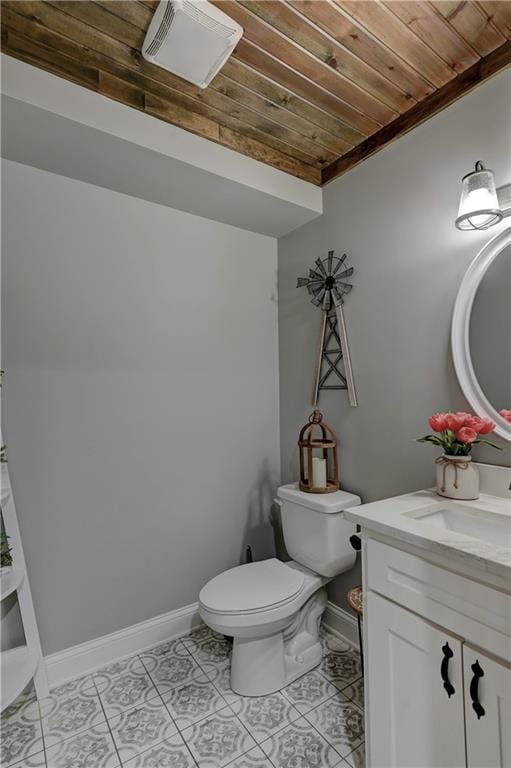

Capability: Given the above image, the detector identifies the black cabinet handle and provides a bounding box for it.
[440,642,455,698]
[470,660,485,719]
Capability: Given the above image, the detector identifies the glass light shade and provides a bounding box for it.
[456,162,502,231]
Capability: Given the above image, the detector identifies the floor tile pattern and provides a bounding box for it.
[305,697,364,758]
[163,675,227,729]
[122,732,195,768]
[338,679,364,712]
[39,688,105,749]
[44,721,119,768]
[281,670,339,715]
[183,705,256,767]
[2,623,365,767]
[230,691,300,743]
[260,717,341,768]
[10,751,47,767]
[1,692,44,768]
[109,697,177,763]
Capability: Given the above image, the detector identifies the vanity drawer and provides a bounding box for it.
[365,538,511,661]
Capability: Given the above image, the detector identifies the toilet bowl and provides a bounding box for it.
[199,483,360,696]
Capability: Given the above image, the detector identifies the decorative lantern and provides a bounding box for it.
[455,161,502,231]
[298,410,339,494]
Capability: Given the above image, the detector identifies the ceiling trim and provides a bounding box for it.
[322,40,511,185]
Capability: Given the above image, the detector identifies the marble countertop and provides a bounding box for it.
[345,488,511,582]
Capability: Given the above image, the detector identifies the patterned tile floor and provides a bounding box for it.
[1,624,365,768]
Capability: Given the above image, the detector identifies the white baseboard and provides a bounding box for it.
[323,600,359,649]
[44,603,201,689]
[44,599,357,690]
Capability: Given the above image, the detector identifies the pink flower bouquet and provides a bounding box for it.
[499,409,511,423]
[417,412,502,456]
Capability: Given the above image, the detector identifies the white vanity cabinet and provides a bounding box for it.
[463,646,511,768]
[366,591,466,768]
[361,537,511,768]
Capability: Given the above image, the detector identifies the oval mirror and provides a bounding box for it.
[452,227,511,442]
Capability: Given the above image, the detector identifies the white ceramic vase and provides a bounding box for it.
[435,454,479,500]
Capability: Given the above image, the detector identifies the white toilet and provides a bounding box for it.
[199,483,360,696]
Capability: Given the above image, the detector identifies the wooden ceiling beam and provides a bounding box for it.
[322,39,511,184]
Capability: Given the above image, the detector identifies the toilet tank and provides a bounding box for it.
[277,483,361,578]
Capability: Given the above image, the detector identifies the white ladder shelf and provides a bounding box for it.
[1,464,49,710]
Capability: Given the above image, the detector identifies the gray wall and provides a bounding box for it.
[2,160,280,655]
[278,69,511,607]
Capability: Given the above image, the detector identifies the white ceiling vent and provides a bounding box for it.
[142,0,243,89]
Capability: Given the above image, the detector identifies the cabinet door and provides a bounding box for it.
[366,591,466,768]
[464,645,511,768]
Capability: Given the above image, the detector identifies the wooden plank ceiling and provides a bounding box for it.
[2,1,511,186]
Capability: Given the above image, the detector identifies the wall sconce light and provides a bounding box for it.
[456,161,511,231]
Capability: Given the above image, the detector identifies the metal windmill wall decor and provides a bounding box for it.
[297,250,358,407]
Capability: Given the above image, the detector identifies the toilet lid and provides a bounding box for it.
[199,559,305,614]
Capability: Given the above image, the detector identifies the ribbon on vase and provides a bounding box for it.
[435,456,471,492]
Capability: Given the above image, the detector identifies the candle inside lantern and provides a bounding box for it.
[312,457,327,488]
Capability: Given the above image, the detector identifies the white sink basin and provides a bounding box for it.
[404,503,511,550]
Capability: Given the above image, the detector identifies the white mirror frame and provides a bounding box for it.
[452,225,511,443]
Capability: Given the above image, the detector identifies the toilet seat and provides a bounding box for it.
[199,558,305,615]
